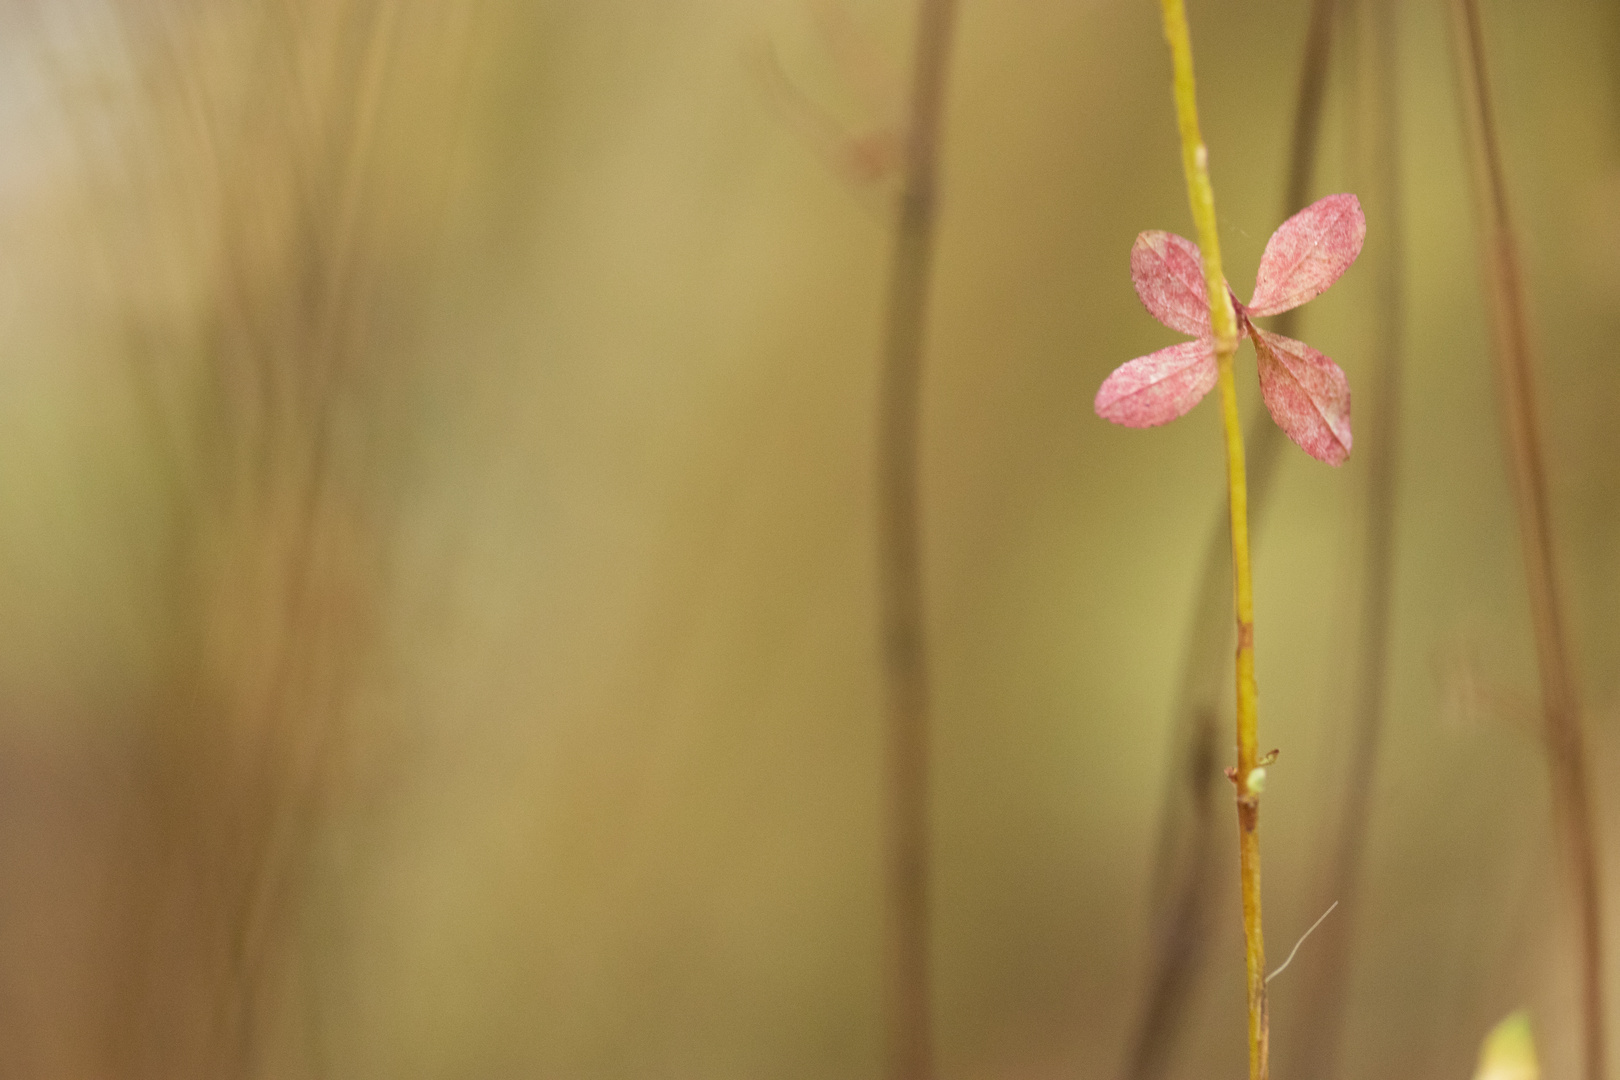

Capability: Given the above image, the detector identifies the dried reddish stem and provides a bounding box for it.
[1450,7,1607,1080]
[878,3,959,1080]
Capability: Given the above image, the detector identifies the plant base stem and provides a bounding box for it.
[1215,353,1267,1080]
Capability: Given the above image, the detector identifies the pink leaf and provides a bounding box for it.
[1247,194,1366,317]
[1095,339,1219,428]
[1131,231,1211,337]
[1252,327,1352,465]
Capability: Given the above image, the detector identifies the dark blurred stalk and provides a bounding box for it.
[1121,4,1336,1078]
[1449,6,1607,1080]
[38,3,419,1075]
[1285,1,1403,1076]
[877,3,959,1080]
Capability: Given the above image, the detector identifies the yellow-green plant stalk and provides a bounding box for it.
[1099,7,1362,1074]
[1157,3,1267,1077]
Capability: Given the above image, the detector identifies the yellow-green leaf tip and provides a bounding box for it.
[1473,1011,1538,1080]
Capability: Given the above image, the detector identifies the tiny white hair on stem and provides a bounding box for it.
[1265,901,1339,985]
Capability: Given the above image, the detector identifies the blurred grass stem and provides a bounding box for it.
[877,1,959,1079]
[1289,1,1402,1075]
[1450,5,1607,1080]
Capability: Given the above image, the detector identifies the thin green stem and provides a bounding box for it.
[1156,4,1266,1079]
[1125,3,1338,1074]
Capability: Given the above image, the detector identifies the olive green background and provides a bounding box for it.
[0,1,1614,1078]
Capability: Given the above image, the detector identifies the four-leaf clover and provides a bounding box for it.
[1094,193,1366,466]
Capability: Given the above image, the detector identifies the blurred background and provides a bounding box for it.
[0,0,1614,1078]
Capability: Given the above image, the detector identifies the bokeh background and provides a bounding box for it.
[0,1,1615,1078]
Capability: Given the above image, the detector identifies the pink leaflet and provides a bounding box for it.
[1131,231,1211,337]
[1095,338,1219,428]
[1252,326,1352,466]
[1247,194,1366,317]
